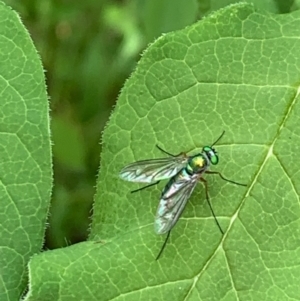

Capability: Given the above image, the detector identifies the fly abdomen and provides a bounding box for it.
[161,169,190,199]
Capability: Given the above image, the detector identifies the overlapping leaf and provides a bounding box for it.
[0,2,51,300]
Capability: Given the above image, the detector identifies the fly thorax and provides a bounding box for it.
[186,154,207,174]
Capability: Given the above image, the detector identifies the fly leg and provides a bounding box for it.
[205,171,247,186]
[156,230,171,260]
[156,145,192,157]
[200,178,224,235]
[131,181,160,193]
[155,145,177,157]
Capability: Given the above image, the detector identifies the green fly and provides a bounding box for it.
[119,131,246,259]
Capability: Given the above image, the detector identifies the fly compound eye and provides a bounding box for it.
[203,146,219,165]
[210,153,219,165]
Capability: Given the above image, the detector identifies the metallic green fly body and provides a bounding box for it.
[119,131,246,259]
[155,147,219,235]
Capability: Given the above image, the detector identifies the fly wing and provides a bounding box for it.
[154,173,199,234]
[119,154,188,183]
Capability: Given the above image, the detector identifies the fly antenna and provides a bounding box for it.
[211,130,225,146]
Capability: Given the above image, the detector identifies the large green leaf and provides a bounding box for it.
[27,3,300,301]
[0,2,52,301]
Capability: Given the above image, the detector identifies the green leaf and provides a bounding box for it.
[27,3,300,301]
[201,0,280,15]
[0,2,51,300]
